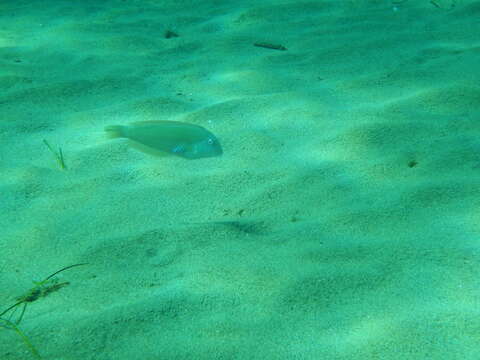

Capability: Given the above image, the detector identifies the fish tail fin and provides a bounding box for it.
[104,125,126,139]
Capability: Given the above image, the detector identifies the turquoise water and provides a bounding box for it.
[1,0,479,359]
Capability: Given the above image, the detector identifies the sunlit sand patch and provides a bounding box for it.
[0,31,15,47]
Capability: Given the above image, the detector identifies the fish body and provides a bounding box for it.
[105,120,222,159]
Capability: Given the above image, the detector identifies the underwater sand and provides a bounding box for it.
[1,0,480,359]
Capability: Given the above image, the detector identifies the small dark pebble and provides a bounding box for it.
[165,30,179,39]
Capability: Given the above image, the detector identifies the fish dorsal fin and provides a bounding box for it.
[131,120,204,130]
[131,120,170,125]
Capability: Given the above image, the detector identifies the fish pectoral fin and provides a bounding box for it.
[171,143,187,155]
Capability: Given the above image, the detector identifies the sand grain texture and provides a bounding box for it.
[1,0,480,359]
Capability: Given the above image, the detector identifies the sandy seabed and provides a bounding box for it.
[1,0,480,359]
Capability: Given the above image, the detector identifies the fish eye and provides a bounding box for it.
[207,138,214,145]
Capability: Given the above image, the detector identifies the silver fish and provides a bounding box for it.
[105,120,222,160]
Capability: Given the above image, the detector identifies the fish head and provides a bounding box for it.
[180,136,223,159]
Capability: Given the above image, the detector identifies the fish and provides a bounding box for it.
[104,120,222,160]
